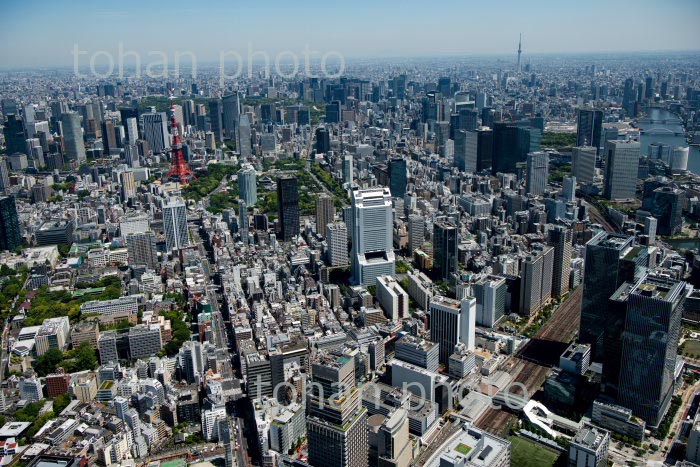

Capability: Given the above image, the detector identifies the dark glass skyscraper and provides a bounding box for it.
[576,109,603,152]
[492,122,541,174]
[209,99,223,142]
[433,221,458,281]
[0,196,22,251]
[580,232,649,363]
[387,157,407,198]
[325,100,341,123]
[3,114,27,155]
[222,93,240,141]
[457,108,478,132]
[315,127,331,154]
[617,276,684,427]
[277,175,299,242]
[580,233,633,360]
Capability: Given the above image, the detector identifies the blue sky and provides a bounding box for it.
[1,0,699,68]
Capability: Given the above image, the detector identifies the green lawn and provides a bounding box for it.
[681,339,700,357]
[510,437,561,467]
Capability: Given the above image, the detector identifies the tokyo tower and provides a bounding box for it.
[166,90,196,184]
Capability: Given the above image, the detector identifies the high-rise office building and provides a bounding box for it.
[457,108,478,132]
[526,151,549,196]
[429,296,476,363]
[388,157,407,198]
[623,78,636,115]
[562,175,576,203]
[238,115,252,159]
[3,114,27,155]
[209,99,223,142]
[645,76,654,99]
[141,112,170,155]
[0,196,22,251]
[119,170,136,200]
[125,117,139,142]
[617,276,684,427]
[307,353,368,467]
[62,112,86,162]
[454,130,476,173]
[222,93,240,141]
[315,127,331,154]
[473,275,507,328]
[102,119,118,155]
[576,109,603,152]
[316,194,335,236]
[238,200,249,244]
[520,251,543,317]
[327,222,349,267]
[579,232,649,362]
[351,187,395,286]
[492,122,541,174]
[572,146,597,184]
[394,335,440,372]
[237,164,257,206]
[603,140,640,201]
[641,186,685,236]
[368,408,411,467]
[0,157,10,191]
[162,197,189,251]
[342,154,354,185]
[277,175,300,242]
[433,221,458,281]
[126,231,158,269]
[549,226,573,298]
[407,214,425,255]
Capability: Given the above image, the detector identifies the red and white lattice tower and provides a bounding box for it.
[165,89,196,184]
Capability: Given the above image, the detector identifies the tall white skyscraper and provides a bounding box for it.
[604,140,640,200]
[351,187,395,286]
[526,151,549,196]
[141,112,171,155]
[162,197,189,251]
[237,164,257,205]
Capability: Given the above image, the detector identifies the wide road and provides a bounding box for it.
[475,286,583,436]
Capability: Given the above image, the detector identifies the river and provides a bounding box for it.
[638,107,700,173]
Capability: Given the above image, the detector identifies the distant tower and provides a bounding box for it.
[517,33,523,73]
[165,89,196,185]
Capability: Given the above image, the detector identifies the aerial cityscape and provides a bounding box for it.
[1,1,700,467]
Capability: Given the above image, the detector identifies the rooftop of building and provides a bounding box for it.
[591,232,633,250]
[427,424,510,467]
[573,423,609,450]
[396,335,438,352]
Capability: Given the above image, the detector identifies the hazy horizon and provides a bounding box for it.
[1,0,699,69]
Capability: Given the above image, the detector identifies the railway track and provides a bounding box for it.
[475,286,583,435]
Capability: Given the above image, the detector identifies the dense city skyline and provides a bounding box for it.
[2,3,700,467]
